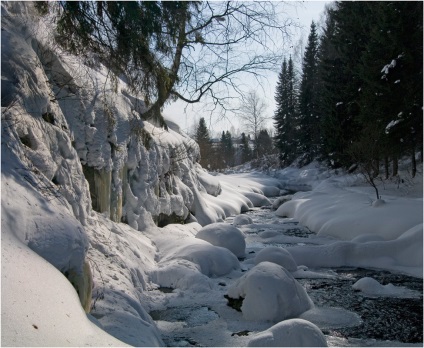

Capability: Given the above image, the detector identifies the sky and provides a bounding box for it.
[163,1,331,138]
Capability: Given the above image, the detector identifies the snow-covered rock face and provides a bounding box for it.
[227,262,314,321]
[1,2,210,230]
[247,319,328,347]
[195,222,246,258]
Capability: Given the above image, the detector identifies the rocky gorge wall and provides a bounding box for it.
[1,1,220,317]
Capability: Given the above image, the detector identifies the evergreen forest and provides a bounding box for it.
[274,1,423,177]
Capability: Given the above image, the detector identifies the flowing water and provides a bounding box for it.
[149,201,423,347]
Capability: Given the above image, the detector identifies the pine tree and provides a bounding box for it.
[317,1,422,176]
[273,56,298,166]
[219,131,235,168]
[195,117,213,168]
[240,132,252,163]
[298,21,320,164]
[256,129,274,158]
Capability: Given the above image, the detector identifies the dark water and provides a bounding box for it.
[246,205,423,344]
[150,203,423,346]
[299,268,423,343]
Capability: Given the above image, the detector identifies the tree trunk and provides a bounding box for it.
[384,156,389,179]
[392,154,398,176]
[411,146,416,178]
[373,157,380,178]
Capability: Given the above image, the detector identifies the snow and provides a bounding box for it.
[160,237,240,277]
[386,119,403,134]
[276,185,422,241]
[1,2,423,347]
[247,318,328,347]
[352,277,422,298]
[1,230,129,347]
[286,224,423,278]
[195,222,246,258]
[227,262,314,321]
[254,246,298,272]
[233,214,253,226]
[299,307,362,330]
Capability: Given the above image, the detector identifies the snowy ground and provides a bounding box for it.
[2,148,422,346]
[1,2,422,346]
[138,163,422,347]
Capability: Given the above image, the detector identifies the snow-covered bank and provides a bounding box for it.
[274,168,423,278]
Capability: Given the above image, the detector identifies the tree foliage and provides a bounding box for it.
[37,1,294,127]
[273,56,298,165]
[298,21,320,164]
[195,117,213,168]
[273,2,422,178]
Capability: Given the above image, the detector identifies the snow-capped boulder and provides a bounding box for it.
[227,262,314,321]
[261,186,281,197]
[254,247,298,272]
[150,259,213,292]
[352,277,420,298]
[233,214,253,226]
[247,319,327,347]
[243,192,272,207]
[196,222,246,258]
[161,239,240,277]
[272,195,293,210]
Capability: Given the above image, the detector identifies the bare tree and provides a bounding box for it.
[38,1,298,127]
[238,90,269,158]
[348,125,383,201]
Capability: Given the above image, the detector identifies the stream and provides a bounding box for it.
[149,200,423,347]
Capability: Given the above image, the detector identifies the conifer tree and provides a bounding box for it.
[195,117,213,168]
[273,56,298,166]
[240,132,252,163]
[219,131,235,168]
[256,129,274,158]
[298,21,320,164]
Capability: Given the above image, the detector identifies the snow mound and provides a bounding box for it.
[150,259,213,292]
[261,186,281,197]
[233,214,253,226]
[299,307,362,330]
[254,246,298,272]
[1,231,128,347]
[161,240,240,277]
[243,191,272,207]
[247,319,327,347]
[196,222,246,258]
[352,277,421,298]
[287,224,423,278]
[276,187,422,241]
[197,167,222,197]
[272,195,293,210]
[227,262,314,321]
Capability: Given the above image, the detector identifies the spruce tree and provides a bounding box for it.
[219,131,235,168]
[273,56,298,166]
[298,21,320,164]
[195,117,213,168]
[256,130,274,158]
[240,132,252,163]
